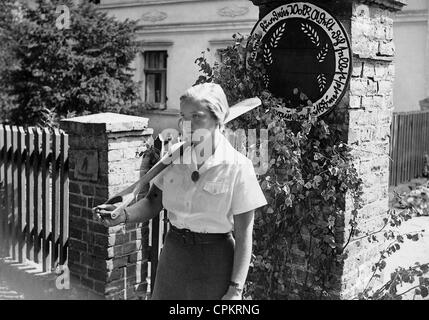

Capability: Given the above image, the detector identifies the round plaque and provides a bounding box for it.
[250,2,352,120]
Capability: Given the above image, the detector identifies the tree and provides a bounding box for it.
[4,0,141,126]
[0,0,20,123]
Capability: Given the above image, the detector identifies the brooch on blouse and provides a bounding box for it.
[191,171,200,182]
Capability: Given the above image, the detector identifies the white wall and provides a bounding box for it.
[393,0,429,112]
[99,0,258,110]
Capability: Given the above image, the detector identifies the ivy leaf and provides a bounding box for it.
[421,287,429,298]
[313,175,323,186]
[283,185,290,195]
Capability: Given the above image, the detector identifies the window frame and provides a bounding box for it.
[143,50,168,110]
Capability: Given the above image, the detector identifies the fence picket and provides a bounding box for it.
[409,114,415,179]
[17,127,27,263]
[25,128,35,261]
[393,114,399,186]
[389,115,396,186]
[4,126,12,257]
[42,128,51,272]
[11,126,19,260]
[52,129,61,269]
[406,114,411,181]
[60,132,69,265]
[34,127,43,263]
[0,126,5,255]
[398,117,405,183]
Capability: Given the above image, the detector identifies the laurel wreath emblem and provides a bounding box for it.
[316,43,329,63]
[317,74,327,92]
[270,23,286,48]
[262,21,330,94]
[301,23,320,47]
[263,74,270,88]
[263,44,273,66]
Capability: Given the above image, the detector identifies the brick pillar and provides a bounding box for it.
[60,113,153,300]
[249,0,406,299]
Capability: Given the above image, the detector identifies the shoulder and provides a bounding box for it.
[220,138,256,180]
[222,136,253,167]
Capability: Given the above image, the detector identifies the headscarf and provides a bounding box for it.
[180,83,230,126]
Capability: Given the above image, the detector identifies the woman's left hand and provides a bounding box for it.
[221,286,242,300]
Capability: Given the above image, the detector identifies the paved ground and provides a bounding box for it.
[382,178,429,300]
[0,276,25,300]
[0,257,103,300]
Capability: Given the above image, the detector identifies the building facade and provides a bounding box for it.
[394,0,429,112]
[98,0,259,136]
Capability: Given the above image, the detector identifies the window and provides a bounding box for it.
[144,51,167,109]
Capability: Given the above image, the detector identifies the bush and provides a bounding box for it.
[3,0,141,127]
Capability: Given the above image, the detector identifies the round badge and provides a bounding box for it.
[250,2,352,120]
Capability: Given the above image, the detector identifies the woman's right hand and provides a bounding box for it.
[92,203,126,227]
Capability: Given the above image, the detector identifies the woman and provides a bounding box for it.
[94,83,267,300]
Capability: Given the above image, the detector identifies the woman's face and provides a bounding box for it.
[179,99,219,141]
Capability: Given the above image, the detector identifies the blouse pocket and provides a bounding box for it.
[202,180,230,213]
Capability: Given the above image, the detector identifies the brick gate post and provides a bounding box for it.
[60,113,153,300]
[249,0,407,299]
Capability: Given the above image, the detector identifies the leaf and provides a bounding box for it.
[421,286,429,298]
[283,185,290,195]
[316,43,329,62]
[301,23,320,47]
[269,23,286,48]
[304,182,312,189]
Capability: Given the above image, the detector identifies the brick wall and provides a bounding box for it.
[60,113,153,300]
[249,0,406,299]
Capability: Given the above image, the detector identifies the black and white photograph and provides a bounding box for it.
[0,0,428,309]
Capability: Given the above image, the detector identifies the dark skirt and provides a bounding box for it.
[151,227,235,300]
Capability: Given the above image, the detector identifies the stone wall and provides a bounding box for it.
[60,113,153,300]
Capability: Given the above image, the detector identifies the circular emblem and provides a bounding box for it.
[250,2,352,120]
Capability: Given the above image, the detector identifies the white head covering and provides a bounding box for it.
[180,83,230,125]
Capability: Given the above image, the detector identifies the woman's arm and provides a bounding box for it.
[95,184,163,226]
[125,183,164,223]
[222,210,255,300]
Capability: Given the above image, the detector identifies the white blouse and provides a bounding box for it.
[151,134,267,233]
